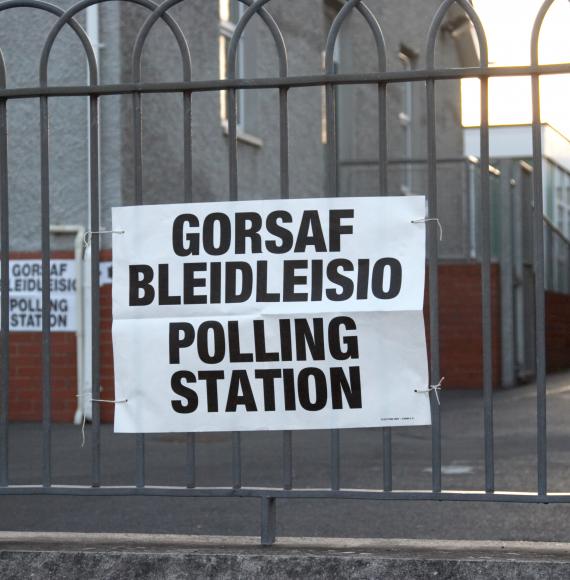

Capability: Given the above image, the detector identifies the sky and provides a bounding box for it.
[461,0,570,139]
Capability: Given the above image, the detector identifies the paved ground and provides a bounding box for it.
[2,370,570,542]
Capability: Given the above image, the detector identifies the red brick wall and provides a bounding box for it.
[5,258,568,422]
[425,263,502,390]
[546,291,570,372]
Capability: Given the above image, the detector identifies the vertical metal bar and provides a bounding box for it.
[530,0,555,500]
[232,431,241,489]
[183,86,194,486]
[227,82,241,487]
[479,77,494,492]
[260,496,276,546]
[40,95,51,487]
[531,74,547,497]
[499,161,515,389]
[183,90,192,202]
[279,87,289,200]
[186,432,195,488]
[135,435,145,488]
[325,43,340,492]
[325,82,337,197]
[282,431,292,490]
[378,83,388,196]
[279,84,292,489]
[89,94,101,487]
[184,89,195,483]
[378,80,392,490]
[132,90,145,487]
[133,92,143,206]
[382,428,392,491]
[0,95,8,487]
[228,87,238,201]
[426,78,441,492]
[330,429,340,490]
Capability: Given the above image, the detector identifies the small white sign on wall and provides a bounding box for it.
[2,260,77,331]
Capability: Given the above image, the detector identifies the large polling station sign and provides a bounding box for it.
[112,197,431,433]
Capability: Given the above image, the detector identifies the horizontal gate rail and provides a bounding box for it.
[0,63,570,99]
[0,486,569,503]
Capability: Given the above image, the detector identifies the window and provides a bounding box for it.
[398,48,417,195]
[219,0,260,144]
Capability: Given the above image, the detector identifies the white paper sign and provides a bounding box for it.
[1,260,77,331]
[112,196,431,433]
[0,260,115,332]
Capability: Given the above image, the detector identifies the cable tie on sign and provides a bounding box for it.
[411,217,443,241]
[414,377,445,405]
[76,392,128,404]
[83,229,125,249]
[76,392,128,447]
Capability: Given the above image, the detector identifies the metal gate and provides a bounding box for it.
[0,0,568,545]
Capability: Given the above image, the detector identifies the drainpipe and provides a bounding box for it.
[48,225,85,425]
[82,244,93,423]
[81,4,101,424]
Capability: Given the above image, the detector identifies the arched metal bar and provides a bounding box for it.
[323,0,387,197]
[426,0,488,69]
[0,49,5,88]
[131,0,191,82]
[226,0,288,198]
[531,0,555,67]
[130,0,193,208]
[40,0,190,88]
[224,0,289,494]
[131,0,195,484]
[530,0,556,497]
[426,0,486,492]
[113,0,187,488]
[227,0,287,79]
[431,0,492,495]
[0,0,95,83]
[226,0,288,207]
[40,0,194,489]
[32,0,101,488]
[39,0,180,490]
[0,0,96,488]
[38,2,97,86]
[424,0,491,495]
[324,0,386,74]
[39,0,189,86]
[322,0,388,492]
